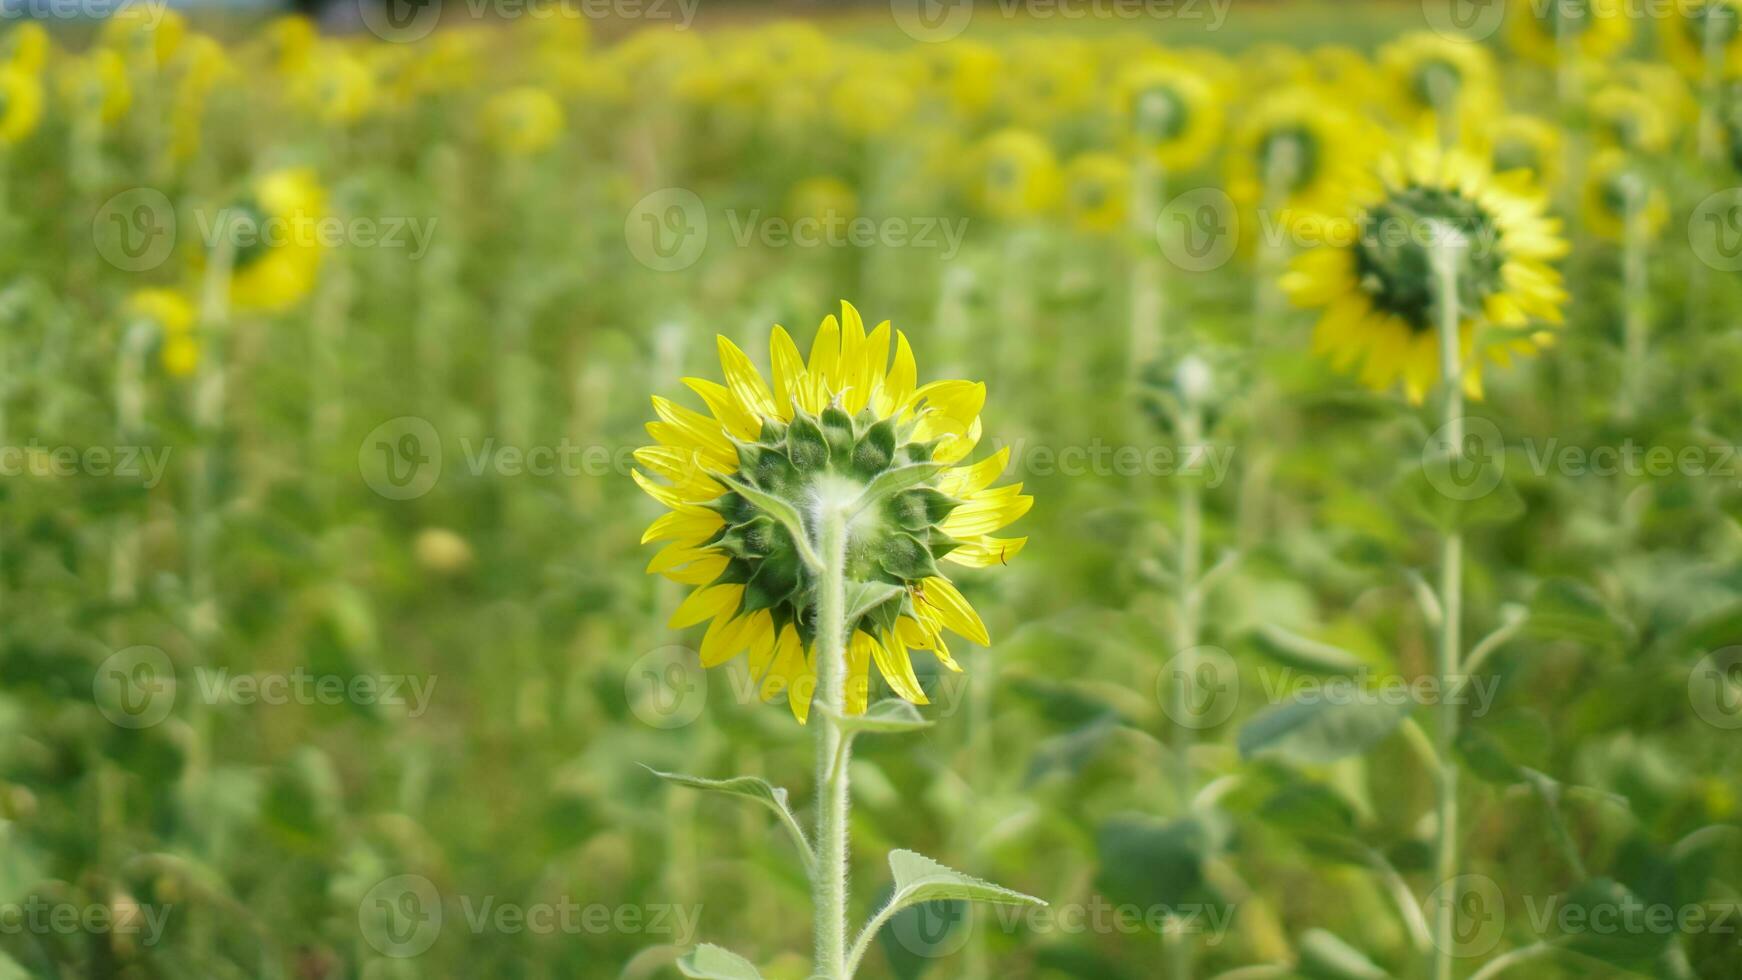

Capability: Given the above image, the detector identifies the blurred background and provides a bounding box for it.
[0,0,1740,978]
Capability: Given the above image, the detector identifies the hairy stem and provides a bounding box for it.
[812,502,851,979]
[1430,232,1466,980]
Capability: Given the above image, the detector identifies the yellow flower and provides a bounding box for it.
[217,168,327,314]
[921,41,1002,121]
[998,38,1095,127]
[1581,150,1668,241]
[101,3,186,71]
[1589,84,1678,154]
[1478,114,1565,190]
[484,86,565,156]
[1226,87,1371,227]
[1506,0,1633,65]
[57,49,130,125]
[635,303,1029,721]
[1063,152,1130,234]
[1283,144,1569,403]
[1115,57,1223,171]
[0,64,42,144]
[786,176,858,227]
[259,16,317,76]
[1379,32,1499,141]
[294,48,376,125]
[2,22,50,75]
[169,35,234,161]
[1662,0,1742,79]
[972,128,1060,220]
[125,288,199,377]
[828,55,914,138]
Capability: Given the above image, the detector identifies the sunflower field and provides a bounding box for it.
[3,0,1742,977]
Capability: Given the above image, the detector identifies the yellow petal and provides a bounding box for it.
[716,334,779,422]
[872,630,930,704]
[668,583,743,630]
[921,576,990,646]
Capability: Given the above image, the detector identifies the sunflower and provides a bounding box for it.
[1226,87,1369,227]
[1581,150,1668,241]
[1663,0,1742,80]
[1478,114,1565,190]
[57,49,129,126]
[126,288,198,377]
[0,64,42,144]
[484,86,565,155]
[1063,152,1130,234]
[292,47,376,125]
[1506,0,1633,66]
[1283,144,1569,402]
[999,38,1095,127]
[1589,84,1678,154]
[1114,57,1223,172]
[2,23,49,75]
[100,4,185,72]
[211,168,327,314]
[635,303,1029,721]
[972,128,1060,220]
[1379,32,1499,143]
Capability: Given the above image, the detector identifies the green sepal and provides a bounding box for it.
[786,414,830,473]
[889,488,961,531]
[853,418,898,477]
[820,406,858,461]
[878,532,941,581]
[741,548,802,615]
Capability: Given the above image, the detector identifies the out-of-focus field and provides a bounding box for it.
[0,0,1740,978]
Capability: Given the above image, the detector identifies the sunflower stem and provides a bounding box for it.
[1167,395,1204,980]
[1129,154,1166,398]
[1429,230,1466,980]
[1618,176,1650,420]
[812,500,852,980]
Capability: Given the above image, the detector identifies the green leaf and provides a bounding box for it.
[850,463,947,517]
[676,943,763,979]
[1238,697,1411,765]
[1297,928,1392,980]
[717,474,817,569]
[821,699,935,736]
[1527,578,1632,649]
[1389,457,1523,531]
[883,849,1045,914]
[1251,623,1366,674]
[1557,878,1673,965]
[1094,815,1227,910]
[644,767,812,870]
[1258,782,1358,839]
[845,581,905,623]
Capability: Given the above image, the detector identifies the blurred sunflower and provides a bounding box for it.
[923,41,1001,121]
[169,36,233,161]
[1115,58,1222,172]
[999,38,1095,127]
[973,128,1060,220]
[126,288,198,377]
[1481,114,1564,189]
[1590,84,1678,154]
[786,176,858,228]
[293,47,376,125]
[1226,87,1368,226]
[57,48,129,125]
[1506,0,1633,66]
[257,15,317,76]
[1379,32,1499,142]
[1581,150,1668,241]
[100,4,185,72]
[209,168,327,314]
[2,22,49,74]
[1063,152,1129,234]
[636,302,1028,720]
[0,63,42,144]
[828,56,914,138]
[484,86,565,155]
[1663,0,1742,79]
[1283,144,1568,402]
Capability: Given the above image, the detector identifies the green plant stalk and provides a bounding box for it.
[1129,154,1166,396]
[1430,234,1465,980]
[1169,399,1204,980]
[1619,183,1650,420]
[812,502,852,979]
[111,318,152,607]
[191,234,236,644]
